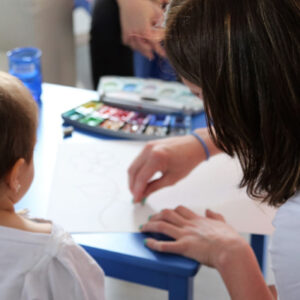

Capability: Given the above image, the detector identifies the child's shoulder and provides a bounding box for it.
[0,211,52,234]
[0,219,105,300]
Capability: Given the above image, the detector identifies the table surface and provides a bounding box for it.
[18,83,206,216]
[18,83,276,236]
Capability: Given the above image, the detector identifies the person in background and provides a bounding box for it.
[0,72,105,300]
[90,0,167,89]
[129,0,300,298]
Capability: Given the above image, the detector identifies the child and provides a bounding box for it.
[129,0,300,299]
[0,72,105,299]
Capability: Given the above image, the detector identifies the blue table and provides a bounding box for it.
[19,84,268,300]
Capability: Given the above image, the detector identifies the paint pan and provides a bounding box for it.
[141,84,158,96]
[144,115,157,135]
[63,110,85,121]
[169,115,191,136]
[154,115,170,137]
[100,79,122,93]
[75,106,94,116]
[82,101,103,110]
[159,88,176,98]
[123,83,137,92]
[79,116,104,127]
[121,123,133,133]
[100,119,124,131]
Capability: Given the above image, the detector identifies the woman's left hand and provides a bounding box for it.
[140,206,246,268]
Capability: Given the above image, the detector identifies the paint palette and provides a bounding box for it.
[62,101,191,140]
[98,76,204,115]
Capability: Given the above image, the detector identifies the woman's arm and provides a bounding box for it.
[216,240,274,300]
[269,285,277,299]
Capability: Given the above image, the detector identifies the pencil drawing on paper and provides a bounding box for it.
[47,141,144,232]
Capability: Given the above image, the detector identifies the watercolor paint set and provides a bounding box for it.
[62,101,192,140]
[97,76,204,115]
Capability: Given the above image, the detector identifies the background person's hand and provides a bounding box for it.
[128,133,209,203]
[117,0,166,59]
[140,206,246,268]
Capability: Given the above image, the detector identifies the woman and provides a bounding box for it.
[129,0,300,298]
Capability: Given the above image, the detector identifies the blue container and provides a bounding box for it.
[7,47,42,102]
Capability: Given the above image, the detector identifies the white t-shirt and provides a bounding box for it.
[0,221,105,300]
[270,190,300,300]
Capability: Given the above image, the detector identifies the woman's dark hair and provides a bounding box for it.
[166,0,300,206]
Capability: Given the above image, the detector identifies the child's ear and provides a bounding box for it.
[5,158,25,193]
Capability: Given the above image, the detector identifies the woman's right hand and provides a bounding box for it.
[140,206,274,300]
[129,129,214,203]
[140,206,245,267]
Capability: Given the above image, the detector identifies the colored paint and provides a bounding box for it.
[98,106,119,118]
[153,115,170,136]
[170,115,186,129]
[163,115,171,127]
[82,101,102,109]
[169,127,187,136]
[153,115,168,127]
[121,123,133,133]
[154,127,168,137]
[103,82,118,92]
[148,115,157,126]
[62,98,192,139]
[159,88,175,97]
[144,126,156,135]
[111,108,131,121]
[80,116,104,126]
[142,84,157,95]
[75,106,94,116]
[123,111,137,122]
[100,119,124,131]
[62,110,76,118]
[141,114,151,125]
[123,83,137,92]
[68,111,84,121]
[136,124,146,134]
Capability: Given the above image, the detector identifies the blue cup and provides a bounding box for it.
[7,47,42,102]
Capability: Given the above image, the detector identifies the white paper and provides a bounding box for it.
[47,140,276,234]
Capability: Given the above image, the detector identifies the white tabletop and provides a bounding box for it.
[19,83,277,235]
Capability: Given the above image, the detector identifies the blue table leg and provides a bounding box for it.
[250,234,268,277]
[168,276,194,300]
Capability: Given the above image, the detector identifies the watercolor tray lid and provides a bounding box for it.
[97,76,204,115]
